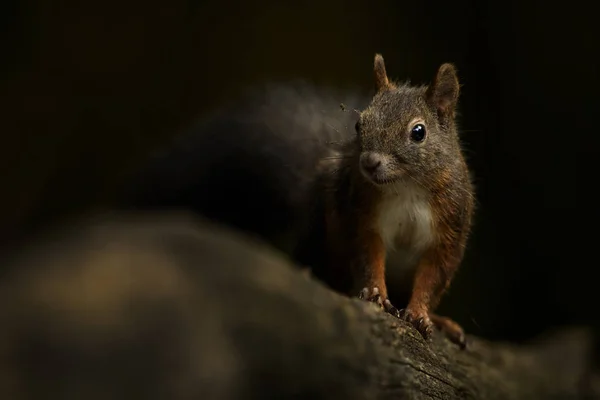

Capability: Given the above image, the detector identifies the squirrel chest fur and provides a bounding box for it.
[376,183,433,253]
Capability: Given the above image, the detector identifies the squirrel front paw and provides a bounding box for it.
[358,287,401,318]
[400,308,468,349]
[399,306,434,341]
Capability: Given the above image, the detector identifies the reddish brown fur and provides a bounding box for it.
[373,53,394,92]
[323,170,388,296]
[354,227,387,297]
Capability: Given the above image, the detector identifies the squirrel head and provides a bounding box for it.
[356,54,461,189]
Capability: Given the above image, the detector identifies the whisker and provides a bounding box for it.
[321,156,353,160]
[403,170,429,191]
[326,123,341,134]
[326,141,354,147]
[470,317,482,332]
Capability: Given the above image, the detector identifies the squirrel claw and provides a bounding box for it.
[382,299,401,318]
[358,287,400,318]
[399,307,434,341]
[358,287,381,303]
[400,309,468,349]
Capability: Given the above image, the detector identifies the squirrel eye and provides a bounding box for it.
[410,124,426,142]
[355,120,361,133]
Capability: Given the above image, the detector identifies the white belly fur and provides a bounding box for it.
[376,182,434,274]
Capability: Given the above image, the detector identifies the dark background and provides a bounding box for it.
[0,0,597,343]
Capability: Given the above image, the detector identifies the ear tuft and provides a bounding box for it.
[426,63,460,117]
[374,53,391,92]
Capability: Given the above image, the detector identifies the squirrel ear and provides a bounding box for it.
[426,63,460,117]
[374,54,392,92]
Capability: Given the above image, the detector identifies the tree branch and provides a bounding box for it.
[0,212,596,399]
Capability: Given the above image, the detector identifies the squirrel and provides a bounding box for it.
[119,55,474,347]
[306,54,475,348]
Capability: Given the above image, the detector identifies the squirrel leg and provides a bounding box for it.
[401,247,463,346]
[423,249,467,348]
[353,230,400,318]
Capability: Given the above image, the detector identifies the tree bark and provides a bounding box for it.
[0,212,597,399]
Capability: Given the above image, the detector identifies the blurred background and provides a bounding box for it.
[0,0,597,343]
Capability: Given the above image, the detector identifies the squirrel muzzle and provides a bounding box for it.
[359,152,405,186]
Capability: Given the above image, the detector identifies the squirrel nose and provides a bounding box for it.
[360,152,382,174]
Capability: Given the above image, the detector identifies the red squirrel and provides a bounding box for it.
[319,54,474,347]
[120,54,473,347]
